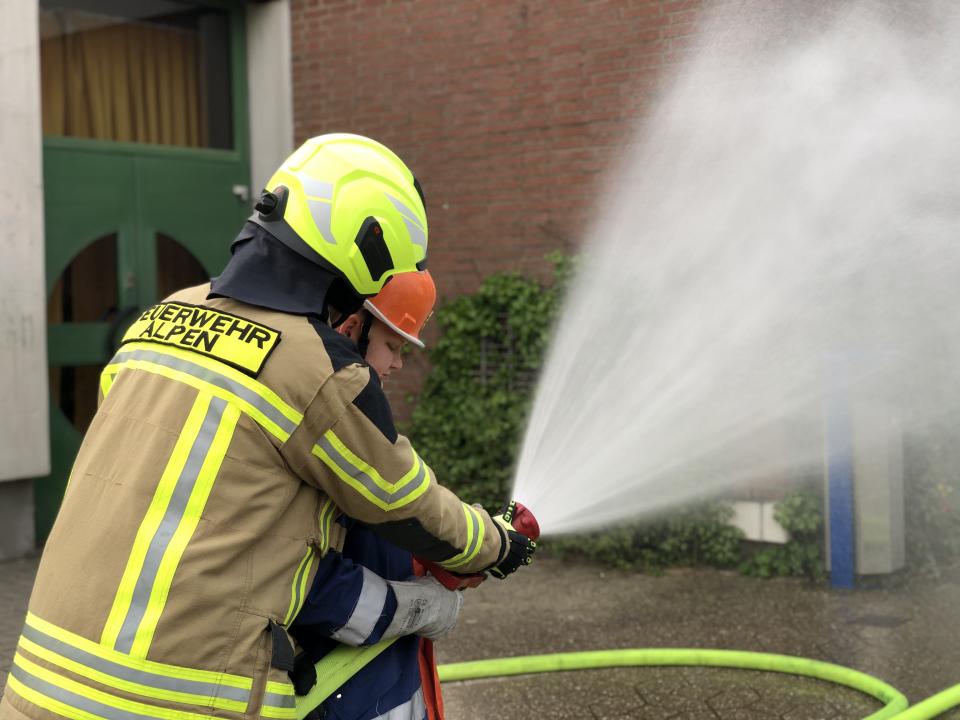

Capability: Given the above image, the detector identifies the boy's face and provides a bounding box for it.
[339,314,405,381]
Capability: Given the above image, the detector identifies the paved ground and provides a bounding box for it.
[0,554,37,691]
[3,552,960,719]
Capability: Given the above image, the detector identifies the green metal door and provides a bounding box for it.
[37,1,250,541]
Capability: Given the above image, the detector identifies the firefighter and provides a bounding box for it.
[290,270,454,720]
[0,134,535,720]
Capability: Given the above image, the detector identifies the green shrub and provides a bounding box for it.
[408,255,571,508]
[547,502,745,573]
[739,490,825,579]
[903,430,960,577]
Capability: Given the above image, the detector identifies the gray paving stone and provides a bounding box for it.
[3,551,960,718]
[0,554,38,692]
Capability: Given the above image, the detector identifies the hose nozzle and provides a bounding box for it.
[502,500,541,541]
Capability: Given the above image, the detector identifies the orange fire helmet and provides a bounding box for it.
[364,270,437,348]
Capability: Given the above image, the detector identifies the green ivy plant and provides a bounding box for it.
[408,254,572,509]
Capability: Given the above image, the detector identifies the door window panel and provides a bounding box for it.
[39,0,233,149]
[48,234,119,434]
[156,233,210,298]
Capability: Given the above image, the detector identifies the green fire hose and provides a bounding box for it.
[437,649,907,720]
[887,685,960,720]
[296,646,960,719]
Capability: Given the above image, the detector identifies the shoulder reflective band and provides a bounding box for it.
[102,393,242,658]
[105,343,301,442]
[122,302,281,378]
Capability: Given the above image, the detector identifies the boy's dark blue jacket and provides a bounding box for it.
[290,516,427,720]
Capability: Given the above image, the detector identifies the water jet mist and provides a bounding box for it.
[512,1,960,537]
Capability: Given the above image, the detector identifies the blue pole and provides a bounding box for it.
[826,370,855,588]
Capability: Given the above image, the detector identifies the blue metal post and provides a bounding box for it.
[826,370,855,588]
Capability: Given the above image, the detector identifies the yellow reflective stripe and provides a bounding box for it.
[16,636,246,713]
[260,707,296,719]
[26,612,251,690]
[124,342,299,426]
[320,499,337,553]
[438,504,486,570]
[100,369,117,399]
[11,652,222,720]
[282,547,314,626]
[265,681,295,695]
[261,681,296,719]
[110,342,301,441]
[311,432,430,511]
[101,393,212,649]
[131,401,242,658]
[5,674,103,720]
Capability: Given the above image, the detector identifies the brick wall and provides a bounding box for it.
[289,0,705,418]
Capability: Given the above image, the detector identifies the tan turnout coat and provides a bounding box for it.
[1,284,502,720]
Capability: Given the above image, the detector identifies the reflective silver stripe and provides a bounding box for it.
[316,436,427,507]
[262,691,295,710]
[11,663,172,720]
[386,195,427,251]
[111,348,297,437]
[307,199,337,245]
[386,194,424,229]
[331,567,389,646]
[460,506,482,564]
[400,215,427,252]
[19,624,250,704]
[295,173,336,245]
[299,177,334,199]
[371,687,425,720]
[115,397,228,654]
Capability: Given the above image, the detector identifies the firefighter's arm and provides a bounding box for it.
[283,364,507,575]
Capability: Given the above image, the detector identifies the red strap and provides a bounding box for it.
[412,559,445,719]
[419,638,445,720]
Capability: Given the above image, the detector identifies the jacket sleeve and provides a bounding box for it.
[282,364,506,574]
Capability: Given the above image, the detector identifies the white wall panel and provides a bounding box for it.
[0,0,49,482]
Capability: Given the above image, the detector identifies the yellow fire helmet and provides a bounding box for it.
[249,133,428,297]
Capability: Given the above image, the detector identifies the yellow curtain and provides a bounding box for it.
[41,14,204,147]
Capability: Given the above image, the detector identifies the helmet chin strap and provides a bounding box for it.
[357,310,375,358]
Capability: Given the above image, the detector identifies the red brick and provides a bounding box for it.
[289,0,707,419]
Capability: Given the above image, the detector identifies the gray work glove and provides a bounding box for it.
[384,575,464,641]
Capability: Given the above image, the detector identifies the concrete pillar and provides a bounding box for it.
[824,386,905,585]
[0,0,48,558]
[246,0,294,196]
